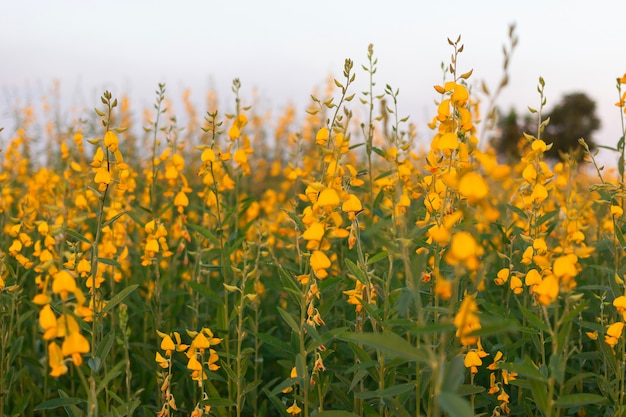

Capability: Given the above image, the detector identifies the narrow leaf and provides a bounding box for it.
[100,284,138,316]
[339,331,428,364]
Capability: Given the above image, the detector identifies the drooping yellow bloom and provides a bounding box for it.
[302,221,325,243]
[317,188,340,208]
[174,191,189,213]
[341,194,362,219]
[614,296,626,320]
[494,268,510,285]
[534,276,559,306]
[286,400,302,415]
[454,295,481,346]
[552,254,578,280]
[605,322,625,348]
[316,127,329,145]
[155,351,169,368]
[438,132,459,151]
[39,304,58,340]
[62,331,90,366]
[458,172,488,203]
[310,250,331,279]
[48,342,68,377]
[510,275,523,295]
[52,270,77,301]
[103,131,119,152]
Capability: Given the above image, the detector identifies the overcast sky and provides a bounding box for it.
[2,0,626,161]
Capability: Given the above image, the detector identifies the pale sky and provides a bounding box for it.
[2,0,626,161]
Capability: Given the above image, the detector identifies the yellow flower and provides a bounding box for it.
[451,84,469,106]
[62,331,90,366]
[160,333,176,354]
[145,239,160,254]
[464,350,482,368]
[552,254,578,280]
[302,221,325,242]
[533,238,547,254]
[286,400,302,415]
[174,191,189,212]
[605,322,625,348]
[155,351,169,368]
[434,277,452,300]
[39,304,58,340]
[208,348,220,371]
[103,131,119,152]
[438,132,458,151]
[522,164,537,183]
[48,342,68,377]
[531,139,547,153]
[316,127,329,145]
[317,188,340,208]
[201,148,216,163]
[614,296,626,320]
[494,268,509,285]
[611,205,623,217]
[428,224,450,245]
[510,275,523,295]
[94,167,112,185]
[52,270,77,301]
[454,295,481,346]
[192,332,211,350]
[76,259,91,277]
[458,172,488,203]
[228,124,241,140]
[341,194,363,219]
[310,250,331,279]
[534,276,559,306]
[187,354,202,371]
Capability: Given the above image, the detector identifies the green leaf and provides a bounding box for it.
[345,258,367,284]
[442,356,465,393]
[187,280,222,304]
[458,384,486,396]
[367,251,388,265]
[98,257,121,268]
[554,393,607,408]
[187,222,220,246]
[353,382,414,399]
[65,228,93,246]
[34,397,86,411]
[468,318,518,338]
[102,210,128,228]
[372,146,386,157]
[529,378,549,413]
[281,208,305,231]
[516,301,549,333]
[536,209,559,226]
[499,358,547,382]
[315,411,362,417]
[339,331,428,364]
[437,391,474,417]
[201,397,236,407]
[277,307,300,334]
[549,353,565,385]
[506,203,528,219]
[100,284,138,316]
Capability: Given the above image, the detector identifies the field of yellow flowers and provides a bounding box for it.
[3,33,626,417]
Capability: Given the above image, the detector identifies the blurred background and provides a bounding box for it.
[1,0,625,161]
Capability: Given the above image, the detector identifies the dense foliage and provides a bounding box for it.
[2,32,626,417]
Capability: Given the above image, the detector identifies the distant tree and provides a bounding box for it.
[491,93,600,163]
[544,92,600,161]
[491,107,533,162]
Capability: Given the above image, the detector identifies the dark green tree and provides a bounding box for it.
[544,92,600,161]
[491,107,533,162]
